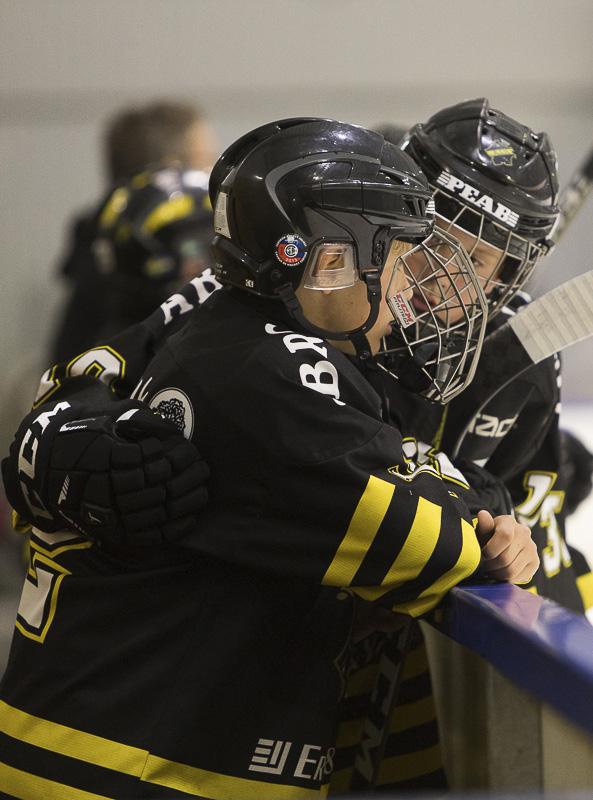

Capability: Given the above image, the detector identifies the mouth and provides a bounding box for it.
[411,291,434,315]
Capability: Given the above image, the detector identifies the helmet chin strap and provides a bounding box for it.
[275,268,382,361]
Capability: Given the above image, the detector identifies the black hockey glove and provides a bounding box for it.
[454,458,514,518]
[2,400,209,545]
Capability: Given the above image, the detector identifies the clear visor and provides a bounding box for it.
[302,242,357,291]
[379,228,488,403]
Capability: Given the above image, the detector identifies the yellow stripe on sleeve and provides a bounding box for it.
[355,497,441,601]
[143,195,195,234]
[395,518,481,618]
[322,476,394,587]
[577,572,593,611]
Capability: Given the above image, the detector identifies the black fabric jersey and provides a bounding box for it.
[391,293,591,614]
[0,285,483,798]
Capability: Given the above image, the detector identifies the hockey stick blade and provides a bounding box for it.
[452,268,593,458]
[552,144,593,244]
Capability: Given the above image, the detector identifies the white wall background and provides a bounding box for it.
[0,0,592,418]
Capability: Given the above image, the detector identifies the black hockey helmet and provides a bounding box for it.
[402,98,560,317]
[210,117,434,298]
[93,166,213,288]
[209,118,488,403]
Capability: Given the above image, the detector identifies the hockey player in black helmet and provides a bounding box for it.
[0,117,537,799]
[372,99,592,605]
[401,97,559,321]
[387,99,591,615]
[209,116,488,403]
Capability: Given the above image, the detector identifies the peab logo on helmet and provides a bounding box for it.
[275,234,307,266]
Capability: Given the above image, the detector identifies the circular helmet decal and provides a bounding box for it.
[275,234,307,266]
[149,388,194,439]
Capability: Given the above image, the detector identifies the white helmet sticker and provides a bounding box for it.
[214,191,231,238]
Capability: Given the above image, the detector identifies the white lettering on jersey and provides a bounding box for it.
[265,324,345,405]
[160,268,222,324]
[515,471,571,578]
[130,376,153,403]
[299,362,345,405]
[435,171,520,228]
[248,739,292,775]
[248,738,334,781]
[467,412,518,438]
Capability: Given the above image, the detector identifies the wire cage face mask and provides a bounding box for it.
[379,228,488,403]
[433,188,547,319]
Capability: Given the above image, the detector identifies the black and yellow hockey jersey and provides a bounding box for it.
[0,284,483,798]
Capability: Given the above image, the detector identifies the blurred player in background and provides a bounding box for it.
[49,99,218,363]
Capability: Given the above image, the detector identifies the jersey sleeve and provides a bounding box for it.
[148,323,482,618]
[33,272,221,410]
[2,275,221,531]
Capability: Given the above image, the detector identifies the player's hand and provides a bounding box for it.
[475,510,539,584]
[2,400,209,545]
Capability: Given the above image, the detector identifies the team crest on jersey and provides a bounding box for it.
[484,137,516,167]
[275,234,307,266]
[149,388,194,439]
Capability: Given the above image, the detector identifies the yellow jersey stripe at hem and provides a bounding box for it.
[0,762,113,800]
[144,755,328,799]
[323,476,394,587]
[0,701,328,799]
[0,700,147,775]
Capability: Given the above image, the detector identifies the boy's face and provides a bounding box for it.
[405,219,504,325]
[296,240,413,356]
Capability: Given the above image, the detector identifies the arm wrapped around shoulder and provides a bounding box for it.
[2,400,209,545]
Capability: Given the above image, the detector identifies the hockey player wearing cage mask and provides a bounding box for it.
[0,118,537,799]
[380,99,591,617]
